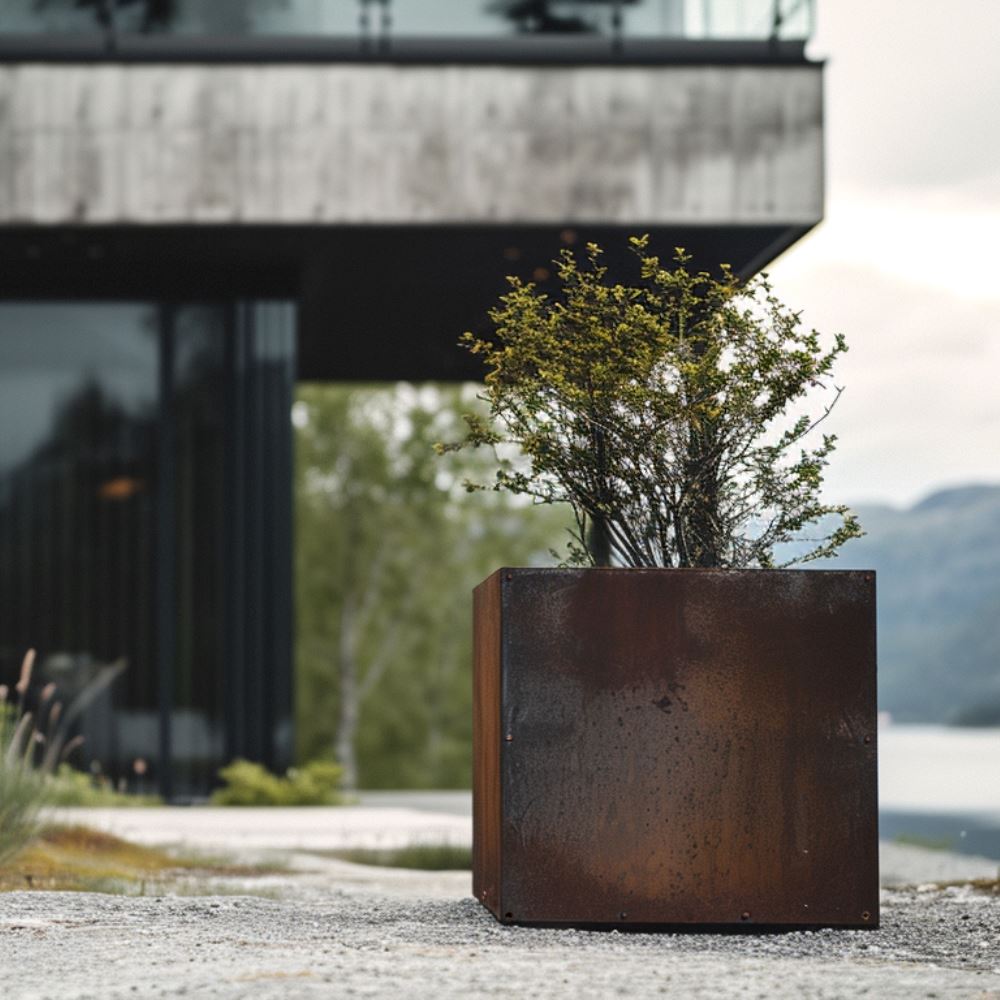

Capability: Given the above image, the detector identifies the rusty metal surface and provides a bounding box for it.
[473,568,878,928]
[472,572,502,916]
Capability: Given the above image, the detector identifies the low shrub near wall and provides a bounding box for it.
[210,759,345,806]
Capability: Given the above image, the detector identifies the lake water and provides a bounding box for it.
[879,725,1000,814]
[879,724,1000,860]
[361,725,1000,861]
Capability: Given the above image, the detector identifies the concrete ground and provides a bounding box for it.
[45,798,473,852]
[1,797,998,999]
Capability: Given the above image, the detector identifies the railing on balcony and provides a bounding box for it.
[0,0,815,47]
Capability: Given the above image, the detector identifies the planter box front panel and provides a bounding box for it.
[473,568,877,928]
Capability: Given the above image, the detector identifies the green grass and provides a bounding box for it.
[1,650,156,870]
[0,706,47,866]
[0,763,46,866]
[892,833,955,852]
[44,764,162,807]
[0,825,287,896]
[323,843,472,871]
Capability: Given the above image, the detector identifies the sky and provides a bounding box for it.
[765,0,1000,509]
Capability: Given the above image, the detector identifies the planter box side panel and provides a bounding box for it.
[472,570,503,917]
[496,568,878,928]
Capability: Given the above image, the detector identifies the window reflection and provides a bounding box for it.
[0,303,159,784]
[0,300,294,799]
[0,0,814,40]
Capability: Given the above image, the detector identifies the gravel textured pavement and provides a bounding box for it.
[1,805,998,999]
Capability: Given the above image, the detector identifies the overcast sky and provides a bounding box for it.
[766,0,1000,508]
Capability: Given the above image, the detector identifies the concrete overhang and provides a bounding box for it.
[0,59,823,381]
[0,62,821,229]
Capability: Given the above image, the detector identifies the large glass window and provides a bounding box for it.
[0,304,159,780]
[0,0,814,41]
[0,300,295,799]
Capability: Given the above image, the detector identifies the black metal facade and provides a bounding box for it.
[0,300,294,799]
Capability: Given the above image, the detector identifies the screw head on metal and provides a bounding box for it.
[862,911,871,922]
[863,735,872,744]
[741,911,751,921]
[619,911,628,921]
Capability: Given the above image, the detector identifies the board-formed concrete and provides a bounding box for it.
[0,63,821,225]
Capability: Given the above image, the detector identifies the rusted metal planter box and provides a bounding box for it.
[473,568,878,929]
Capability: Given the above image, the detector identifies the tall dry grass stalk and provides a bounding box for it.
[0,650,129,864]
[0,651,46,865]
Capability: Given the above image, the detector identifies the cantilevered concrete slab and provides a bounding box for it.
[0,64,821,228]
[0,57,823,381]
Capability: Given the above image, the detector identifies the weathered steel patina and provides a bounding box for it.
[472,567,878,928]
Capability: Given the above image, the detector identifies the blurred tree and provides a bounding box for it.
[488,1,593,34]
[33,0,176,32]
[31,0,287,34]
[294,384,567,790]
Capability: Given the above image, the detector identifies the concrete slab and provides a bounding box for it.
[46,804,471,852]
[47,800,999,887]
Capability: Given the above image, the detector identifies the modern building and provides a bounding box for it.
[0,0,822,798]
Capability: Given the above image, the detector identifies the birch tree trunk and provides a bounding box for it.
[335,596,359,792]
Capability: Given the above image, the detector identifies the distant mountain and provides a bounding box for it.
[825,484,1000,723]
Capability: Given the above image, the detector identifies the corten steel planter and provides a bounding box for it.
[472,568,878,929]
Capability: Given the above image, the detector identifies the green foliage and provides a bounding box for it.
[294,384,569,789]
[443,237,862,568]
[329,844,472,871]
[0,696,46,866]
[0,824,288,895]
[892,833,954,852]
[210,758,345,806]
[43,764,161,807]
[2,652,154,861]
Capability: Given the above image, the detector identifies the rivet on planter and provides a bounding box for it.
[505,733,513,742]
[863,735,872,744]
[862,911,871,922]
[619,911,628,921]
[741,911,751,921]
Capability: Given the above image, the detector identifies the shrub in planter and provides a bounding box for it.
[442,238,861,568]
[443,239,876,928]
